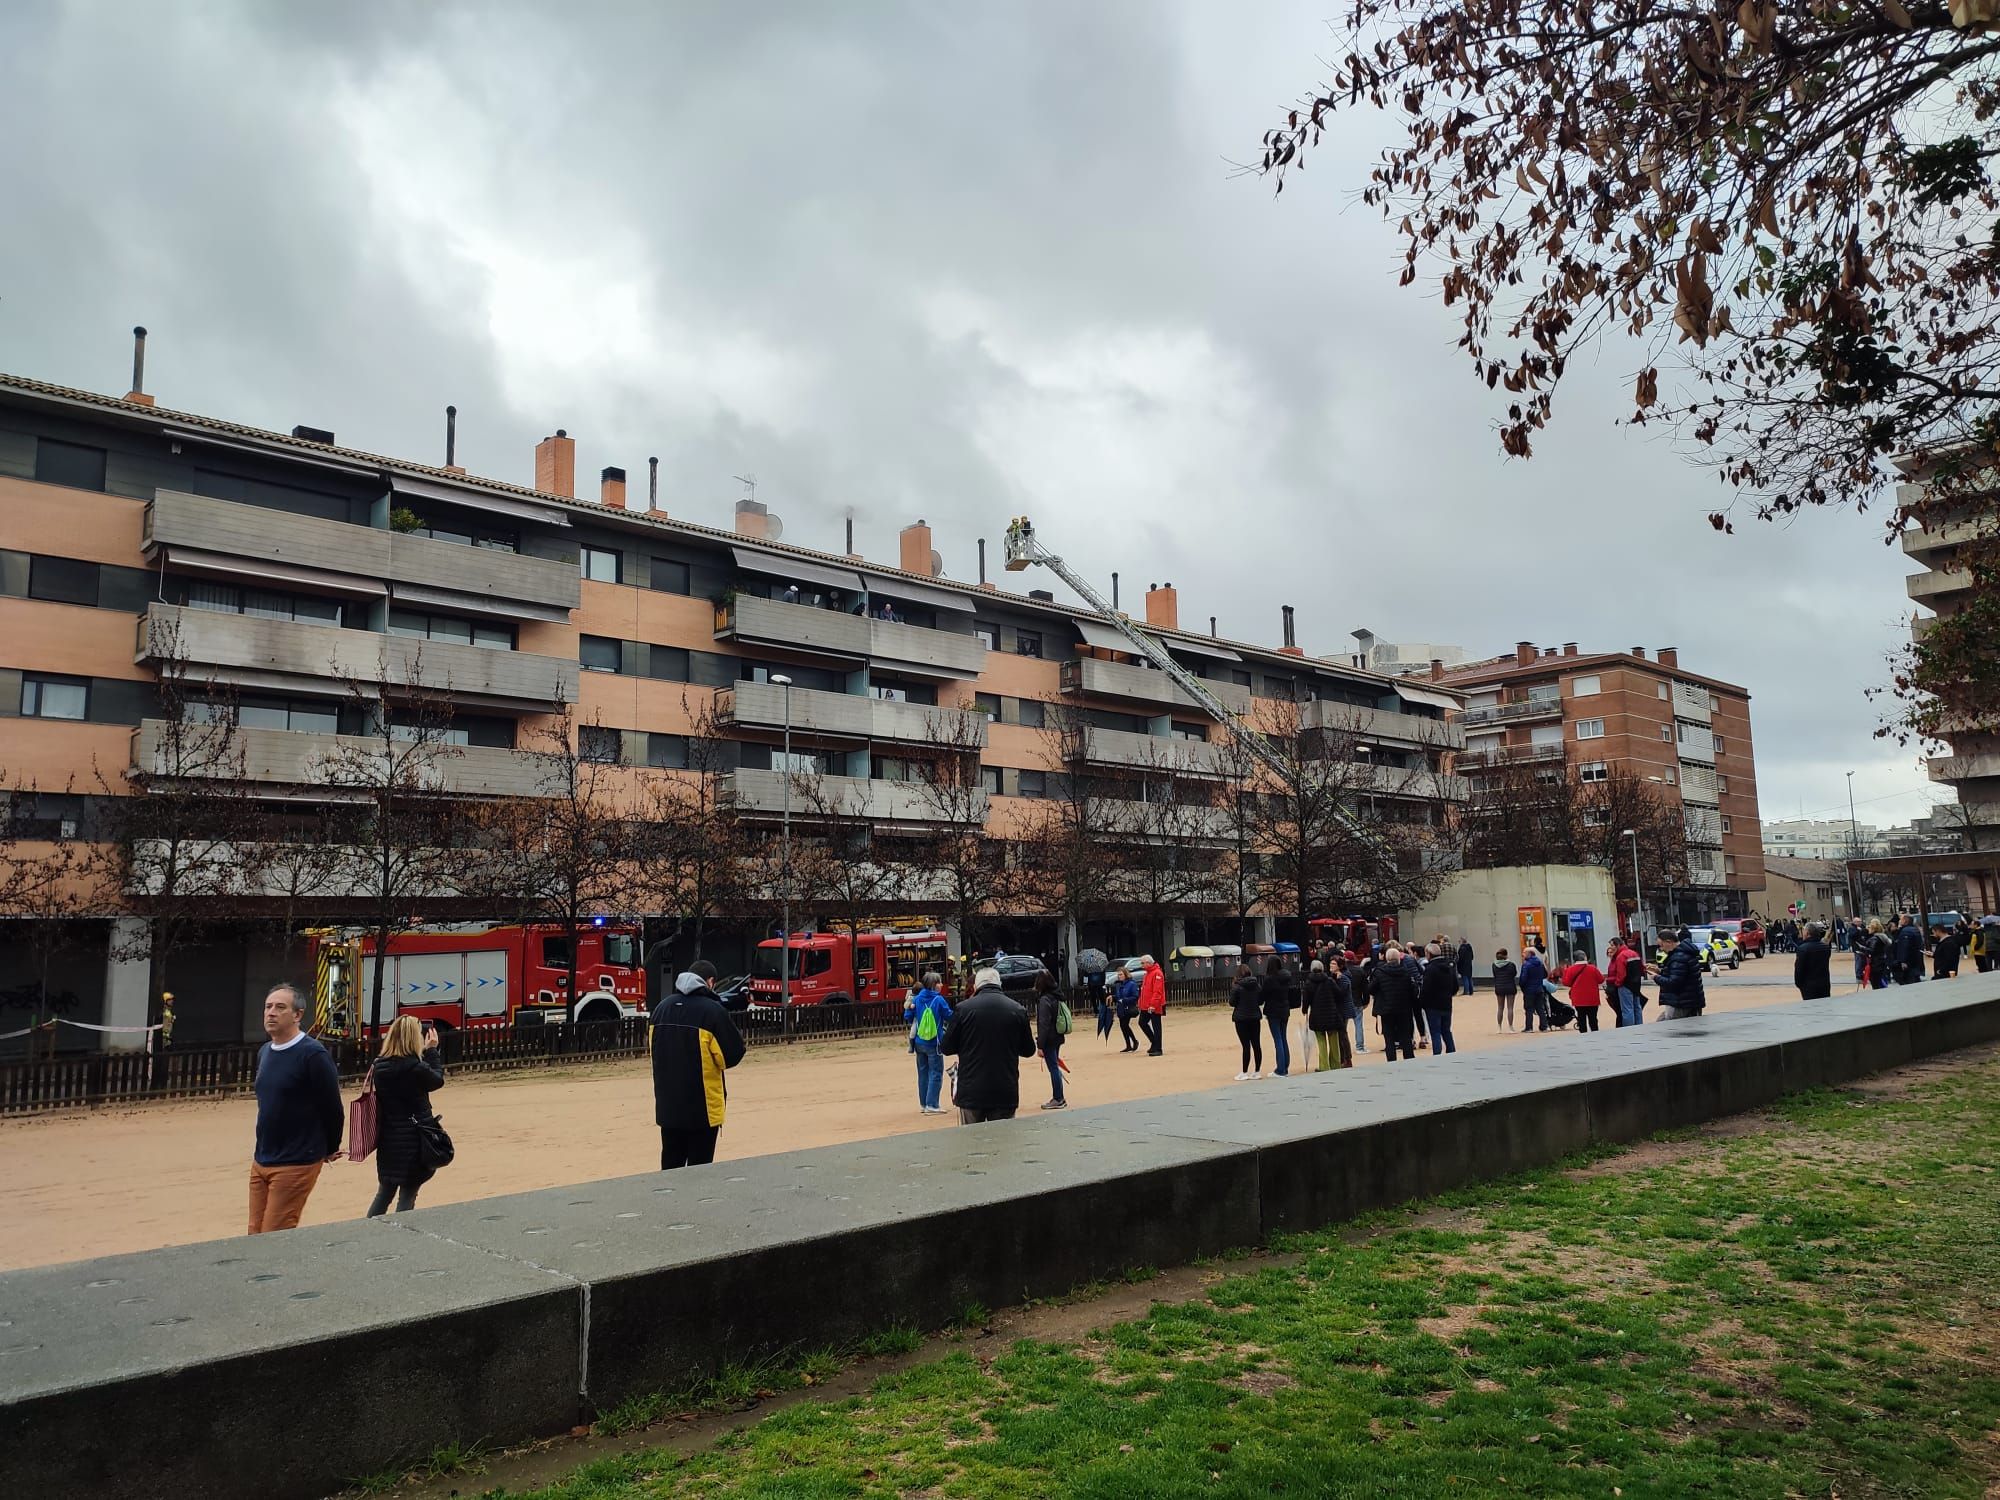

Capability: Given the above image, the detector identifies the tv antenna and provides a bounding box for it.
[732,473,757,504]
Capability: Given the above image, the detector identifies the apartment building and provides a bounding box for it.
[1897,456,2000,845]
[1441,641,1766,920]
[0,355,1464,1045]
[1762,819,1881,861]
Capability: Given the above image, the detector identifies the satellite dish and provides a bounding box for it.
[766,514,785,541]
[929,548,943,577]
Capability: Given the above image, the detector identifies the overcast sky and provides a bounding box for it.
[0,0,1940,833]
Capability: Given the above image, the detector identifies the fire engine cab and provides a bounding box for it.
[312,921,648,1037]
[1307,915,1401,955]
[750,926,952,1006]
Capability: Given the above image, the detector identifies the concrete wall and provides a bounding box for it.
[5,975,1998,1500]
[1406,863,1620,978]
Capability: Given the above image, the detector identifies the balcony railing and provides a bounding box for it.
[1928,751,2000,783]
[141,603,577,709]
[1459,698,1562,726]
[714,595,871,659]
[1075,727,1230,779]
[1303,700,1466,749]
[130,720,556,798]
[1907,565,1972,603]
[1086,797,1235,843]
[866,617,987,679]
[718,681,989,747]
[1456,743,1564,769]
[1060,656,1252,716]
[722,768,987,826]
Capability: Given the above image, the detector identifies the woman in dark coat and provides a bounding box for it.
[1304,959,1352,1070]
[367,1014,446,1217]
[1260,957,1298,1077]
[1229,965,1264,1080]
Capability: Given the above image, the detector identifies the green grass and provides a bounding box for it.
[510,1056,2000,1498]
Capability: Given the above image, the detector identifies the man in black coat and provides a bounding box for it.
[1419,942,1461,1055]
[940,967,1035,1123]
[1792,922,1833,1001]
[1930,924,1963,980]
[1368,945,1424,1062]
[1455,938,1475,997]
[1890,914,1926,985]
[651,959,747,1169]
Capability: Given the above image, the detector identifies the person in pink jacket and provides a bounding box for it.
[1136,956,1167,1056]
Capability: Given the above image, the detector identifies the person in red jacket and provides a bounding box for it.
[1136,955,1167,1056]
[1560,956,1605,1033]
[1605,937,1646,1027]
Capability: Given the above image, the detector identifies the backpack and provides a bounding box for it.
[916,1001,939,1042]
[1055,999,1073,1036]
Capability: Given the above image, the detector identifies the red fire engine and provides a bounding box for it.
[1307,915,1401,954]
[311,921,648,1037]
[749,927,952,1007]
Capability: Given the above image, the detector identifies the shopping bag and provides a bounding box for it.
[347,1067,378,1162]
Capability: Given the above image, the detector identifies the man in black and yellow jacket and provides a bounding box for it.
[651,959,747,1169]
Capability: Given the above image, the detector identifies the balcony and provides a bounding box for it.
[867,618,986,679]
[1928,751,2000,784]
[1456,743,1564,770]
[1060,656,1252,716]
[131,720,555,798]
[1303,701,1466,749]
[1679,763,1720,804]
[723,768,988,827]
[1901,513,1996,559]
[1675,725,1716,764]
[718,681,989,748]
[1076,727,1231,779]
[714,595,870,660]
[1352,764,1469,803]
[1671,683,1712,724]
[1086,797,1235,844]
[140,603,576,710]
[1683,808,1723,846]
[144,491,579,616]
[1685,865,1727,888]
[1907,565,1972,604]
[1459,697,1562,727]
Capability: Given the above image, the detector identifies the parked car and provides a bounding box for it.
[714,974,754,1012]
[1685,925,1739,970]
[1713,918,1763,958]
[991,954,1050,993]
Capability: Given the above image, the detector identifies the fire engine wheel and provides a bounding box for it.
[821,992,854,1007]
[574,995,622,1025]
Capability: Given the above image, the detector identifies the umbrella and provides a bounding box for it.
[1076,948,1109,974]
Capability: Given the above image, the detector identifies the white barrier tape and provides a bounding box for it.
[54,1019,163,1034]
[0,1024,45,1041]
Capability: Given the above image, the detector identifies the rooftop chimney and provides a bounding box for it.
[900,519,939,577]
[1430,658,1445,681]
[442,406,463,473]
[1210,615,1218,638]
[600,465,626,510]
[977,538,987,585]
[124,326,154,407]
[1562,642,1578,657]
[1146,582,1178,631]
[1515,641,1535,666]
[1658,646,1679,668]
[1630,646,1645,658]
[735,498,773,539]
[536,430,576,498]
[1029,588,1055,602]
[1111,572,1120,611]
[291,424,335,445]
[648,456,659,511]
[1279,604,1303,655]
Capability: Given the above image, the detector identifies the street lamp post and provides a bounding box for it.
[1846,770,1861,922]
[773,674,794,1010]
[1622,828,1642,941]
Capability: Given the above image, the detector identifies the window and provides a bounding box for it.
[1016,697,1045,728]
[1714,735,1726,754]
[1660,725,1673,740]
[219,694,338,734]
[1579,761,1608,783]
[1720,815,1733,833]
[1014,629,1043,659]
[1526,683,1561,701]
[1574,718,1604,740]
[20,674,88,720]
[647,733,689,769]
[981,766,1003,795]
[974,692,1002,720]
[542,936,571,969]
[579,726,622,764]
[772,750,822,774]
[1570,674,1601,696]
[388,609,512,649]
[188,581,348,629]
[1725,855,1737,875]
[649,558,691,595]
[1019,769,1048,798]
[1535,767,1562,785]
[1171,721,1207,741]
[1664,767,1675,784]
[1582,806,1609,827]
[28,555,98,606]
[1230,669,1253,688]
[1658,682,1669,699]
[974,623,999,650]
[1717,776,1728,793]
[647,645,691,682]
[579,635,622,673]
[580,546,621,583]
[403,515,517,552]
[1530,724,1563,747]
[34,439,107,492]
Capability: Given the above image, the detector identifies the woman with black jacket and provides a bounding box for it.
[1034,973,1067,1110]
[1229,965,1264,1080]
[1260,957,1298,1077]
[366,1014,446,1217]
[1304,959,1352,1070]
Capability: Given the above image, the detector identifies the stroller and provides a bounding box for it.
[1542,983,1576,1030]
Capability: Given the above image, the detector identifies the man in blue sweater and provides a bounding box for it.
[249,984,345,1234]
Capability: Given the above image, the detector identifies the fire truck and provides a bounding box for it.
[749,926,953,1007]
[310,920,649,1038]
[1307,915,1401,955]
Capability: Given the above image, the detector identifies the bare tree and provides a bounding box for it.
[1010,701,1120,966]
[636,696,754,964]
[1462,762,1691,905]
[907,707,1010,962]
[479,702,643,1022]
[248,800,355,977]
[1114,739,1231,958]
[786,767,903,963]
[311,647,470,1036]
[0,776,106,1058]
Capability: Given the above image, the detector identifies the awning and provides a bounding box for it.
[391,580,570,623]
[1394,683,1461,712]
[1158,634,1242,663]
[390,473,572,528]
[870,576,976,614]
[731,546,862,597]
[162,547,387,598]
[1073,620,1130,653]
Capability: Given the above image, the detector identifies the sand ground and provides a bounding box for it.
[0,968,1838,1270]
